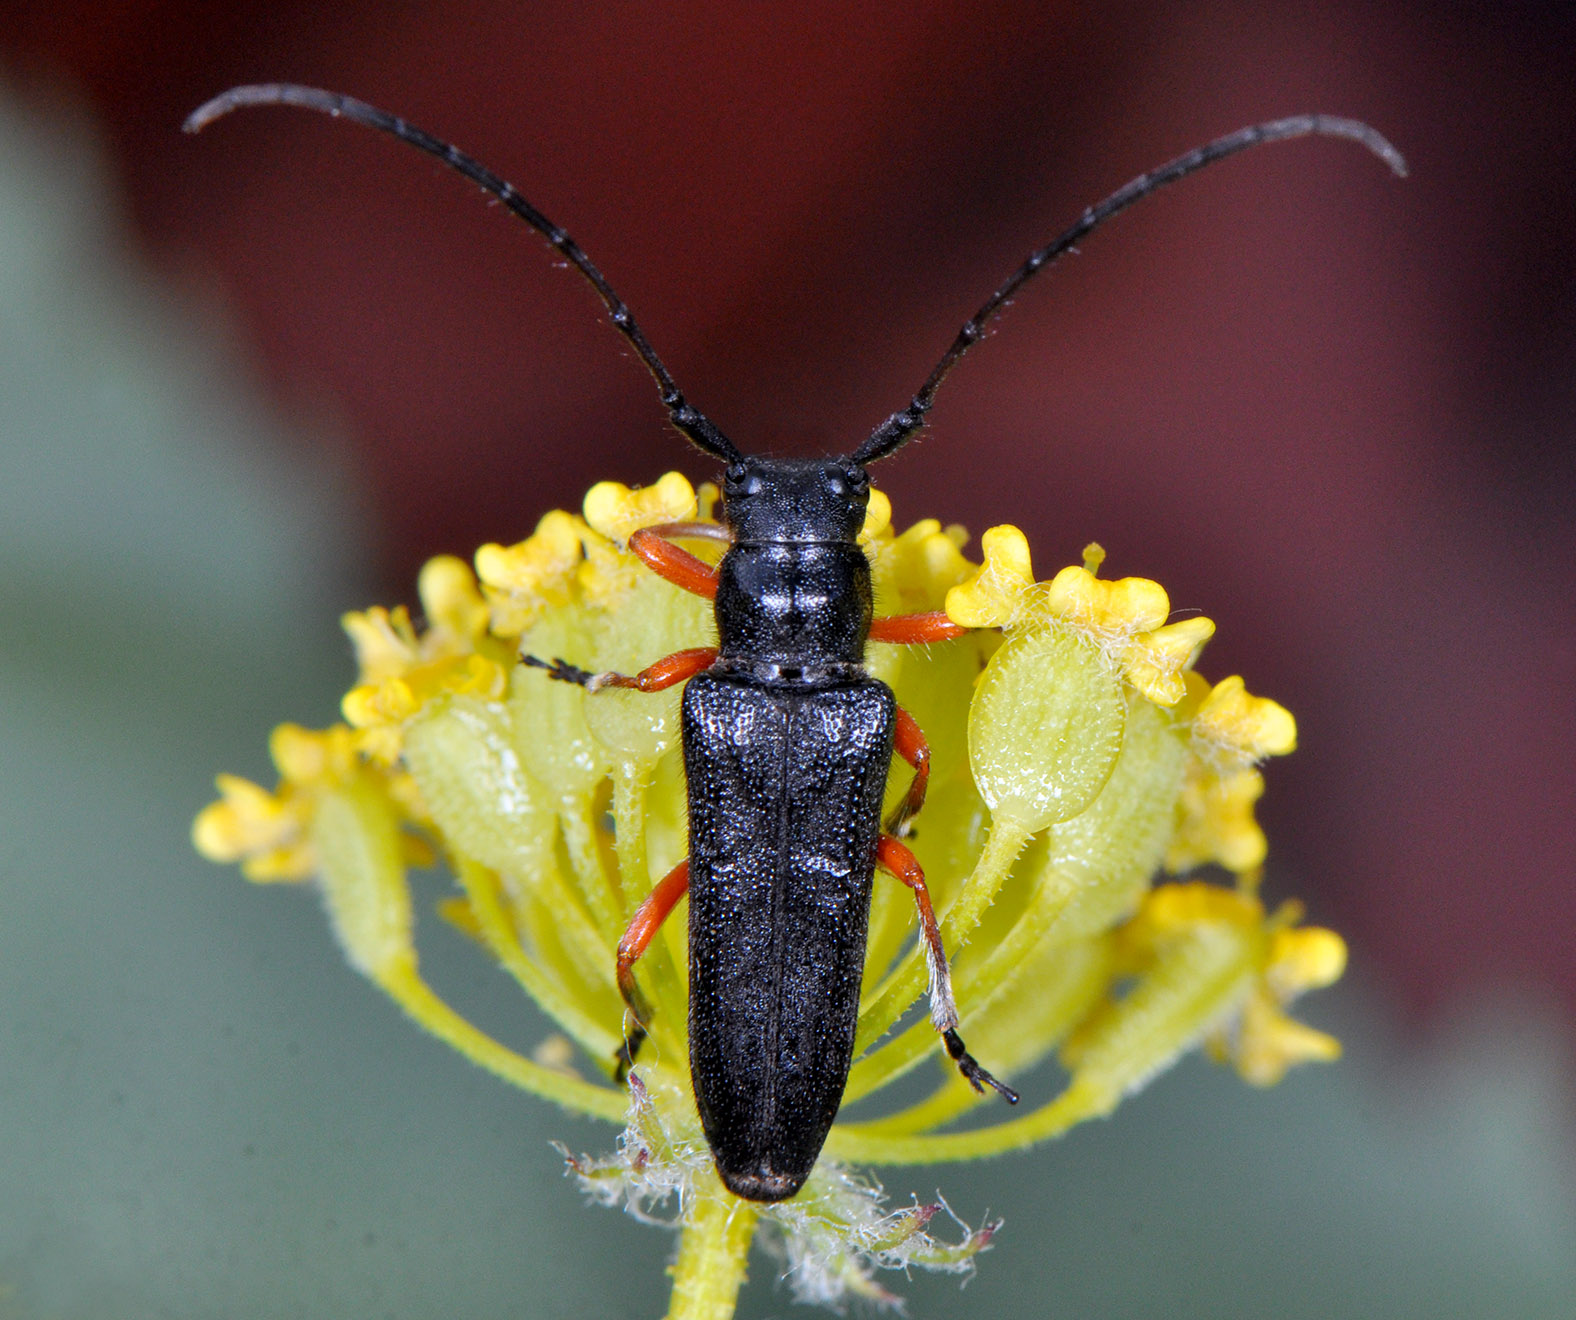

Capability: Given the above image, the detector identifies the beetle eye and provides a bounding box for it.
[845,466,869,494]
[723,461,747,486]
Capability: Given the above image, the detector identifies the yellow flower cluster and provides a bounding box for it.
[340,555,511,765]
[194,723,361,881]
[194,472,1341,1313]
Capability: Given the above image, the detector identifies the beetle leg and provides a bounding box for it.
[523,646,717,694]
[876,835,1020,1104]
[885,704,931,837]
[521,520,723,690]
[630,523,723,600]
[613,858,690,1081]
[867,610,969,645]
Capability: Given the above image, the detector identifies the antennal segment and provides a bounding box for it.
[851,115,1406,466]
[185,84,742,464]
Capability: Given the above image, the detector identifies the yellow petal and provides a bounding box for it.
[1120,616,1217,706]
[859,487,892,543]
[269,723,358,787]
[238,844,318,883]
[868,517,974,613]
[475,510,587,634]
[1227,989,1343,1086]
[192,774,291,862]
[418,555,490,644]
[582,471,697,543]
[341,605,417,683]
[1167,767,1268,875]
[351,724,405,769]
[1194,675,1297,762]
[1045,566,1170,635]
[945,524,1034,628]
[1266,925,1347,998]
[449,653,509,701]
[576,530,643,607]
[1122,880,1261,950]
[342,677,419,728]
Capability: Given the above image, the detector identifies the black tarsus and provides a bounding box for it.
[943,1028,1020,1104]
[851,114,1407,467]
[184,83,742,464]
[520,654,596,687]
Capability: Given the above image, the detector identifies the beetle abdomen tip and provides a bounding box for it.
[718,1164,807,1203]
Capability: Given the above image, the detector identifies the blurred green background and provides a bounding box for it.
[2,14,1575,1319]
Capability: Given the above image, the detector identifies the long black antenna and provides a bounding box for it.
[851,115,1406,467]
[185,84,742,464]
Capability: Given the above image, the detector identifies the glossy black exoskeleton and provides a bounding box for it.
[186,84,1404,1201]
[682,458,897,1201]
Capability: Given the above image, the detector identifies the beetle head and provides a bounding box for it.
[720,456,870,544]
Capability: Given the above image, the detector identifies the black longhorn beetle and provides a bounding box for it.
[187,85,1404,1203]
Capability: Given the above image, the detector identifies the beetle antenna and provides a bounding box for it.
[185,84,743,464]
[851,114,1406,466]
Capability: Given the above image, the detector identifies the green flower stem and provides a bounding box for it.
[665,1193,760,1320]
[453,858,620,1058]
[610,759,649,912]
[852,1074,979,1137]
[824,1077,1109,1164]
[374,957,627,1122]
[559,794,625,942]
[500,844,613,996]
[861,856,918,993]
[850,814,1031,1065]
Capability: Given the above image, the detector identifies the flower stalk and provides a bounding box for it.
[667,1194,760,1320]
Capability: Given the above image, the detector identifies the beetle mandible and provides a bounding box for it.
[186,85,1404,1202]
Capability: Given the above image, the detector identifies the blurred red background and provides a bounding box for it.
[6,1,1573,1032]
